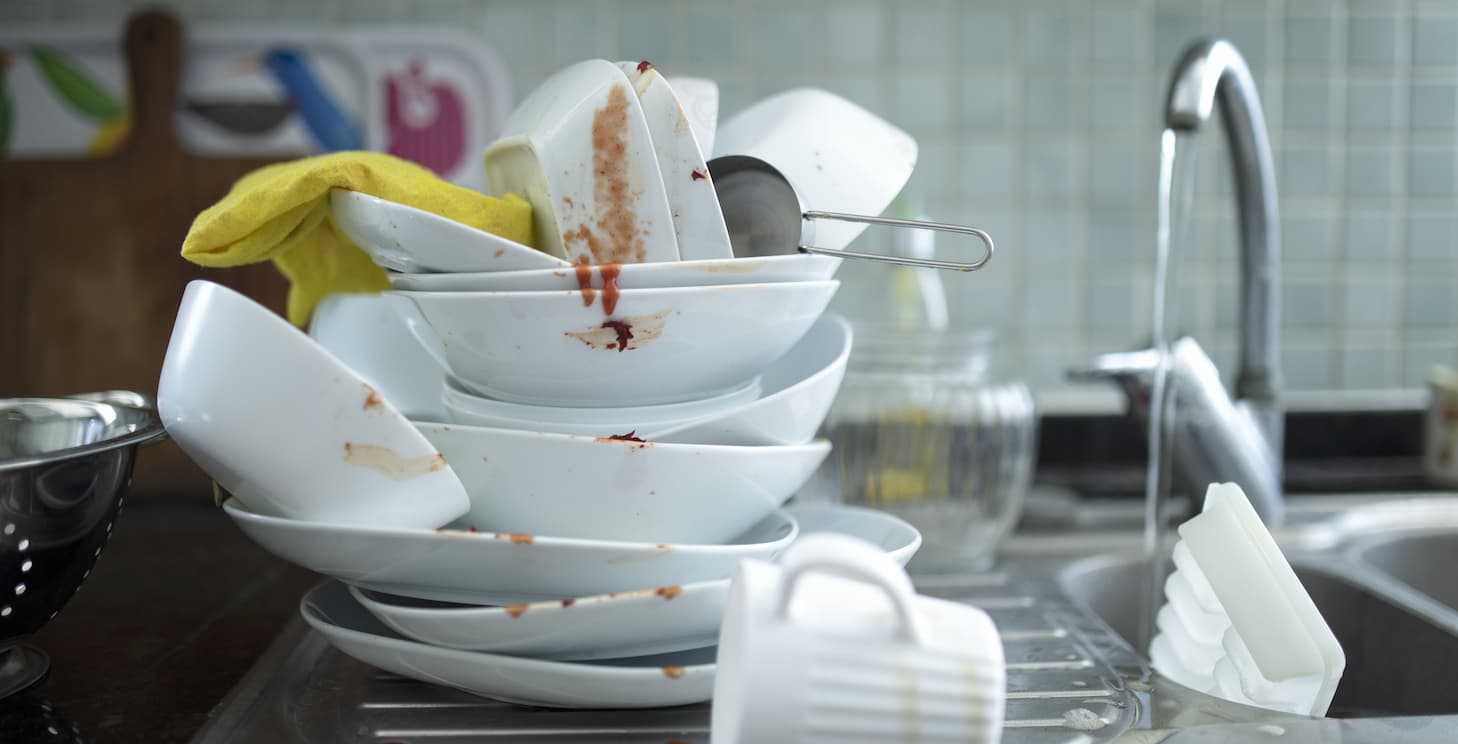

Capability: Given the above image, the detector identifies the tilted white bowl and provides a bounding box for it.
[158,281,469,529]
[388,254,841,292]
[397,280,838,407]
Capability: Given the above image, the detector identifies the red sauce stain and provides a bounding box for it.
[605,431,645,443]
[600,263,622,315]
[637,60,653,73]
[601,319,633,352]
[573,258,596,307]
[661,665,684,679]
[655,585,682,600]
[467,526,478,533]
[690,169,706,181]
[571,84,641,264]
[362,384,384,411]
[505,604,528,619]
[560,598,576,608]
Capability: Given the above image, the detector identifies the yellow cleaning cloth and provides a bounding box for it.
[181,151,535,326]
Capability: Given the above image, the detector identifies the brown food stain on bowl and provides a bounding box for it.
[596,431,649,448]
[655,585,682,600]
[560,84,645,265]
[505,603,529,619]
[573,258,597,307]
[661,665,684,679]
[362,384,384,411]
[343,443,446,480]
[564,310,668,351]
[494,532,534,544]
[560,598,576,608]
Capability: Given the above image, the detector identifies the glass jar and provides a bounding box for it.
[805,325,1036,571]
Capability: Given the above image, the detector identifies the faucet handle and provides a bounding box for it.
[1066,348,1161,385]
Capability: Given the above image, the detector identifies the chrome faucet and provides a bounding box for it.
[1070,39,1284,523]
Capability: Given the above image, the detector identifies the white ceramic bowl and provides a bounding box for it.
[485,59,680,264]
[397,280,839,407]
[714,88,917,253]
[658,313,851,445]
[618,61,732,262]
[309,292,448,422]
[416,421,831,543]
[442,375,761,437]
[158,281,469,529]
[331,190,568,273]
[388,254,841,292]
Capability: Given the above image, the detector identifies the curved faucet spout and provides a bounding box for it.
[1165,39,1282,447]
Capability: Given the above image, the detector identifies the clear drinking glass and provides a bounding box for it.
[806,326,1037,571]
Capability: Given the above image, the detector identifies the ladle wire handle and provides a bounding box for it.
[799,211,995,272]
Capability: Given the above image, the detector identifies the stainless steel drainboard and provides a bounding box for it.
[192,495,1458,744]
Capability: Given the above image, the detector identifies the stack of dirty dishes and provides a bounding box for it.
[159,59,928,708]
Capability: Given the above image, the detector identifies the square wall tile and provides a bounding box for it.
[1347,148,1397,197]
[962,141,1016,199]
[1284,280,1337,327]
[1408,214,1458,259]
[1090,141,1151,207]
[1026,76,1085,130]
[1282,147,1334,197]
[824,1,883,65]
[1283,345,1338,389]
[747,7,817,69]
[618,0,674,65]
[896,4,956,65]
[1154,11,1207,67]
[1088,209,1145,265]
[1024,11,1082,66]
[1409,149,1458,195]
[1285,15,1333,65]
[1093,4,1141,64]
[962,74,1014,129]
[1283,214,1339,261]
[1341,276,1400,329]
[1089,77,1143,129]
[891,74,954,130]
[1404,342,1458,385]
[1344,211,1397,261]
[1342,345,1401,388]
[1411,82,1458,130]
[1023,277,1081,329]
[1348,16,1400,66]
[1023,138,1081,200]
[1405,279,1458,326]
[962,7,1014,66]
[1414,15,1458,66]
[1283,78,1332,129]
[1024,209,1077,275]
[1347,79,1400,130]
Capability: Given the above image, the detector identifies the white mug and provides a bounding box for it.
[711,533,1004,744]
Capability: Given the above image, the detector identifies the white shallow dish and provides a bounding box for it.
[224,498,798,604]
[388,254,841,292]
[668,76,719,155]
[619,61,732,262]
[658,313,851,446]
[303,580,715,708]
[350,503,921,660]
[441,375,761,438]
[158,281,469,529]
[417,421,831,543]
[399,280,839,407]
[485,59,680,264]
[331,189,569,273]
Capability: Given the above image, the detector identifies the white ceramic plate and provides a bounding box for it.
[485,59,680,264]
[441,375,761,438]
[669,76,718,155]
[416,421,830,543]
[331,190,569,273]
[658,313,851,446]
[714,88,916,252]
[619,61,732,262]
[349,503,921,660]
[303,580,716,708]
[224,498,798,604]
[158,281,469,529]
[398,280,839,407]
[388,254,841,292]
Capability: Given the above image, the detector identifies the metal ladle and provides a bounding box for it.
[708,155,995,272]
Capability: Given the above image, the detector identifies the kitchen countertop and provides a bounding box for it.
[1,491,316,743]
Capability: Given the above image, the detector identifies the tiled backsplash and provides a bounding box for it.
[9,0,1457,392]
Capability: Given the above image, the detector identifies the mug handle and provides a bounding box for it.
[774,534,927,646]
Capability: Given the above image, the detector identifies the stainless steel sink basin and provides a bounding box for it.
[1360,530,1458,612]
[1061,552,1458,718]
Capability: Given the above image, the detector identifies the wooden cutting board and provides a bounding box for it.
[0,11,290,495]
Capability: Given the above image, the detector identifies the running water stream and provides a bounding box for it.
[1138,129,1201,646]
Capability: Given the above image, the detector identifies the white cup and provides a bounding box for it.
[711,534,1004,744]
